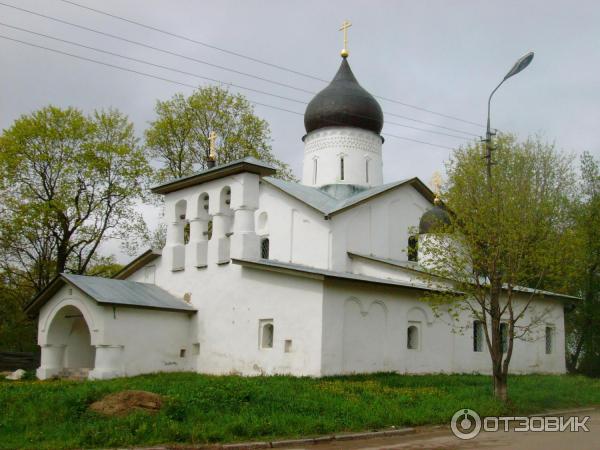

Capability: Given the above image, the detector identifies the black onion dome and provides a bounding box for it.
[304,58,383,134]
[419,205,451,234]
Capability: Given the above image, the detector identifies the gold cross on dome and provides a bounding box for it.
[208,131,217,159]
[430,171,443,204]
[339,20,352,57]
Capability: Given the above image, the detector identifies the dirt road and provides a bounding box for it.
[282,408,598,450]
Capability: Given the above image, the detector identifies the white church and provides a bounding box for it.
[27,51,571,380]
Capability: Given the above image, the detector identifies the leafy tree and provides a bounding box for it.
[422,134,576,400]
[0,270,37,352]
[145,85,294,182]
[566,152,600,375]
[0,105,150,292]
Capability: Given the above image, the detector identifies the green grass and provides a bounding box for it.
[0,372,598,449]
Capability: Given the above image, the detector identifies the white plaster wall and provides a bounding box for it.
[451,294,567,374]
[256,182,331,269]
[302,127,383,187]
[330,184,431,271]
[101,306,194,376]
[321,279,566,375]
[135,253,324,375]
[37,285,193,378]
[126,172,328,376]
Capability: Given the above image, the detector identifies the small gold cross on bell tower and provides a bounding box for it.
[206,131,217,168]
[339,20,352,58]
[208,131,217,160]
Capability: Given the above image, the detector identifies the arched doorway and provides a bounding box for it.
[46,305,95,377]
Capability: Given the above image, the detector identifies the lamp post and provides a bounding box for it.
[485,51,535,180]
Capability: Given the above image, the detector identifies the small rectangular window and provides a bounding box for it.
[261,238,270,259]
[545,326,554,354]
[473,320,484,352]
[313,159,318,185]
[284,339,292,353]
[500,323,508,353]
[407,236,418,262]
[365,159,369,183]
[179,349,186,358]
[340,157,345,181]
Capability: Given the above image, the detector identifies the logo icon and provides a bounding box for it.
[451,408,482,440]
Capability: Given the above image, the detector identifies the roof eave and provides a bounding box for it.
[113,249,162,280]
[24,275,64,316]
[232,258,455,294]
[326,178,436,217]
[151,160,277,195]
[349,252,581,302]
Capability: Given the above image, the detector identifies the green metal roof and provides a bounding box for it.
[62,274,196,311]
[26,273,195,315]
[263,176,435,217]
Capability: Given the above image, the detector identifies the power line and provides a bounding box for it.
[0,2,315,96]
[0,34,304,116]
[0,22,307,105]
[54,0,485,128]
[384,112,479,137]
[382,133,454,150]
[0,22,472,142]
[0,2,479,137]
[57,0,327,82]
[0,34,457,151]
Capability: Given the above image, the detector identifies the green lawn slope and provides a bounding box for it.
[1,372,598,449]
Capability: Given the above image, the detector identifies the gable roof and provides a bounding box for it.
[263,176,436,217]
[232,257,458,294]
[25,273,196,315]
[151,157,277,195]
[113,249,162,280]
[348,252,581,301]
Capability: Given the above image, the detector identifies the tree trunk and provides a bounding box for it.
[493,370,508,401]
[568,332,585,372]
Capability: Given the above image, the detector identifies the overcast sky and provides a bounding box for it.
[2,0,599,261]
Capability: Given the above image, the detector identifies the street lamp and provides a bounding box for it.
[485,51,535,178]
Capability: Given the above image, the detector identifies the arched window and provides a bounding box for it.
[473,320,484,352]
[365,159,370,183]
[407,235,418,262]
[261,238,270,259]
[545,326,554,354]
[313,158,318,185]
[407,325,419,350]
[260,320,273,349]
[340,156,345,181]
